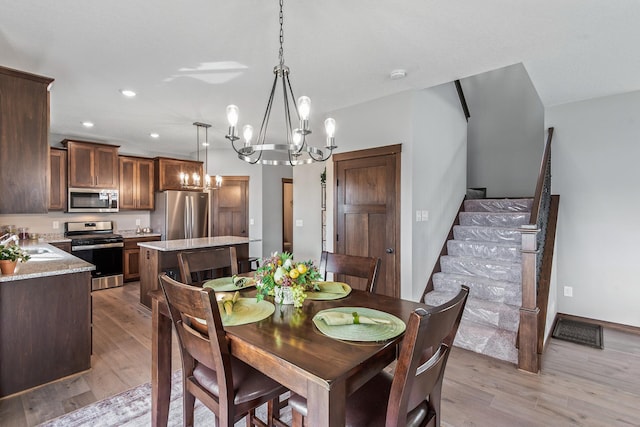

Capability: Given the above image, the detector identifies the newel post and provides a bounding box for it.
[519,224,540,373]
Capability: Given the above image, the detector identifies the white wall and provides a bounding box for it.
[293,86,467,300]
[547,90,640,328]
[410,84,467,300]
[463,63,545,197]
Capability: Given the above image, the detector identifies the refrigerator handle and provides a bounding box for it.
[184,196,191,239]
[191,196,196,239]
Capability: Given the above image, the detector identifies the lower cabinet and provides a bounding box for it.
[50,241,72,253]
[124,236,161,282]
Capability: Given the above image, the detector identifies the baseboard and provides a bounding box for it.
[556,313,640,336]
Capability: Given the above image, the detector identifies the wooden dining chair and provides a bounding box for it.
[319,251,381,293]
[289,285,469,427]
[178,246,238,285]
[158,273,287,427]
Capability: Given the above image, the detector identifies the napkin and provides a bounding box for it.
[316,311,391,326]
[316,282,348,294]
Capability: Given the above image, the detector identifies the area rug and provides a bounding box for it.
[39,370,291,426]
[552,318,603,349]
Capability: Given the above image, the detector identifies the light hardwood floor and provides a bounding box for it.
[1,282,639,426]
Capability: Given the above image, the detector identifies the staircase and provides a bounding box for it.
[424,198,533,364]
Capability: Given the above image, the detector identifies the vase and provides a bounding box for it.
[274,286,295,305]
[0,260,18,275]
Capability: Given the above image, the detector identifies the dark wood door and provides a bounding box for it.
[136,158,154,209]
[334,145,401,298]
[211,176,249,237]
[94,145,119,188]
[119,156,136,209]
[119,156,154,210]
[67,142,95,187]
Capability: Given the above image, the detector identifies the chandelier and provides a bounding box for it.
[192,122,222,189]
[224,0,337,166]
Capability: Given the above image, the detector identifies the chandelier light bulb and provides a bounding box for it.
[215,175,223,187]
[292,130,303,146]
[226,105,239,127]
[324,118,336,138]
[205,174,211,187]
[242,124,254,144]
[297,96,311,120]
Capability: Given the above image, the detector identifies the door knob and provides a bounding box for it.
[386,248,394,254]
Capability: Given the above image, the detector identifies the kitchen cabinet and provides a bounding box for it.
[49,148,67,210]
[154,157,204,191]
[63,140,119,189]
[123,235,161,282]
[0,66,53,214]
[119,156,154,210]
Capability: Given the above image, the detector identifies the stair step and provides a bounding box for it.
[447,240,521,263]
[424,290,520,332]
[454,321,518,364]
[459,211,530,227]
[453,225,522,244]
[464,198,533,213]
[440,255,521,283]
[432,272,521,305]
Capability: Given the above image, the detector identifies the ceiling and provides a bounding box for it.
[1,0,639,157]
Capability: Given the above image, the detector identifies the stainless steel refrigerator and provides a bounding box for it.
[151,190,209,240]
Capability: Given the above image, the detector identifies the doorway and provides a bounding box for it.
[282,178,293,253]
[333,145,401,297]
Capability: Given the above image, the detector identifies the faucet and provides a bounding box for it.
[0,233,19,246]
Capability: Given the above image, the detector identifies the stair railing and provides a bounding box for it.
[518,127,554,373]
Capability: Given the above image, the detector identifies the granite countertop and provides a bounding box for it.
[0,241,95,283]
[118,230,162,239]
[137,236,251,252]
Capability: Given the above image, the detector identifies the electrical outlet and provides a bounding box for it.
[422,210,429,221]
[52,221,59,229]
[564,286,573,297]
[250,218,255,225]
[416,210,421,222]
[295,219,304,227]
[135,218,141,226]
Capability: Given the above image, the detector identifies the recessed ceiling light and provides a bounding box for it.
[390,69,407,80]
[150,133,160,138]
[120,89,136,97]
[82,121,94,128]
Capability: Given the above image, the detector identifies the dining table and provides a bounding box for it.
[150,282,429,427]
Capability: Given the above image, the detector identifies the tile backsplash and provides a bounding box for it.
[0,211,152,235]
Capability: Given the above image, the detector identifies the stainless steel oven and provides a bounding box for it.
[66,221,124,291]
[68,188,119,213]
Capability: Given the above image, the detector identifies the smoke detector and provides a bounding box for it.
[390,69,407,80]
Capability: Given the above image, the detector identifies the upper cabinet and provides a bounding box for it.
[49,148,67,211]
[154,157,204,191]
[0,66,53,214]
[119,156,154,210]
[63,140,119,189]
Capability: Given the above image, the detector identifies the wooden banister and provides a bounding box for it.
[518,127,554,373]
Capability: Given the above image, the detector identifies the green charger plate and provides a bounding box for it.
[312,307,406,342]
[203,276,256,292]
[191,298,275,329]
[306,281,352,300]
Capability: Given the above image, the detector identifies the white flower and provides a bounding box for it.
[283,258,293,269]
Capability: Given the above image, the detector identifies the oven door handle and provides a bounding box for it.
[72,242,125,251]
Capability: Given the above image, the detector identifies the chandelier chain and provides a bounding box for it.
[278,0,284,65]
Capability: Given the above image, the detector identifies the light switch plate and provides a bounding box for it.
[250,218,255,225]
[52,221,59,229]
[295,219,304,227]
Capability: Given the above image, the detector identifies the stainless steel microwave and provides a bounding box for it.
[68,188,119,213]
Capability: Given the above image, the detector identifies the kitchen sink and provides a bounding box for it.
[24,247,65,261]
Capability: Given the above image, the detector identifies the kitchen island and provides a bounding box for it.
[137,236,250,308]
[0,242,94,397]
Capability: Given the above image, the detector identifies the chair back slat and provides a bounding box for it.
[386,286,469,427]
[178,246,238,284]
[158,273,234,392]
[319,251,381,293]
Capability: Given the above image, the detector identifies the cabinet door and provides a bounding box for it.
[123,248,141,281]
[156,158,183,191]
[119,157,136,209]
[136,158,155,209]
[0,68,52,214]
[95,145,119,188]
[49,148,67,210]
[68,142,95,188]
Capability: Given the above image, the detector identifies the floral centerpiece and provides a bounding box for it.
[255,252,321,307]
